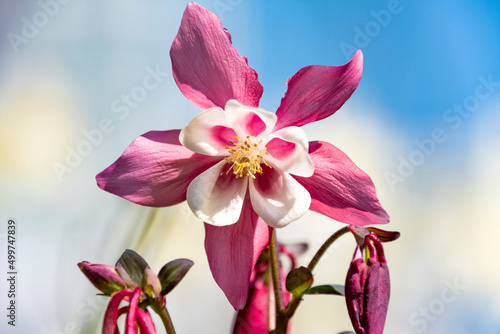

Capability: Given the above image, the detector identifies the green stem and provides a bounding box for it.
[269,229,289,334]
[307,226,350,272]
[284,226,350,319]
[150,301,176,334]
[269,229,285,313]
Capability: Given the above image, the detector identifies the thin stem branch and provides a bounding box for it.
[307,226,350,272]
[284,226,351,319]
[269,229,285,313]
[151,301,176,334]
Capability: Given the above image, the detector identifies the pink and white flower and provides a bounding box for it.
[96,3,389,310]
[179,99,313,228]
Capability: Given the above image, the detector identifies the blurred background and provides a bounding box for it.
[0,0,499,333]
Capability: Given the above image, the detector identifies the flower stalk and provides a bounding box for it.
[268,229,289,334]
[150,300,176,334]
[288,226,350,318]
[307,226,351,272]
[269,230,285,313]
[269,226,351,332]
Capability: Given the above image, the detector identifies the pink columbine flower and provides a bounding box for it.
[345,233,390,334]
[96,3,388,310]
[179,98,314,227]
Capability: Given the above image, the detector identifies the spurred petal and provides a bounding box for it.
[125,287,141,334]
[224,99,277,138]
[274,50,363,130]
[96,130,220,207]
[364,260,390,334]
[179,107,236,156]
[186,160,247,226]
[249,166,311,228]
[264,126,313,177]
[294,141,389,226]
[170,3,263,110]
[103,289,134,334]
[136,309,156,334]
[204,198,271,310]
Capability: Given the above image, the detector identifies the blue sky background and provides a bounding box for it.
[0,1,499,333]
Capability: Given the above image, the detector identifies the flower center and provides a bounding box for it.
[225,135,270,179]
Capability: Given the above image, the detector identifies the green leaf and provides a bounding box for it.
[303,284,345,296]
[115,249,150,287]
[158,259,194,296]
[285,266,314,296]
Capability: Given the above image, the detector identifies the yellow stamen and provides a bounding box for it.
[225,136,270,179]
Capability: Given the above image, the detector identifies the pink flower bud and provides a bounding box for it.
[232,248,292,334]
[232,263,269,334]
[78,261,127,295]
[345,234,390,334]
[141,267,162,299]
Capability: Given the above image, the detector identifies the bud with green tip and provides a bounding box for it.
[77,261,126,295]
[142,266,163,300]
[79,249,195,334]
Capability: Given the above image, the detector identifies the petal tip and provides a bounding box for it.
[95,168,109,191]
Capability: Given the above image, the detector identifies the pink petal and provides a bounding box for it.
[345,249,369,334]
[179,107,236,156]
[204,197,271,310]
[124,287,141,334]
[186,160,247,226]
[233,265,290,334]
[264,126,313,177]
[294,141,389,226]
[96,130,221,207]
[136,309,156,334]
[103,289,134,334]
[364,261,390,334]
[232,276,269,334]
[274,50,363,130]
[224,100,277,138]
[170,3,263,110]
[249,166,311,228]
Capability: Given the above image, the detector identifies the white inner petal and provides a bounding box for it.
[263,126,314,177]
[179,107,234,156]
[224,99,277,138]
[249,168,311,228]
[186,160,248,226]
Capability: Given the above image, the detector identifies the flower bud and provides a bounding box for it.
[232,247,292,334]
[345,234,390,334]
[232,263,269,334]
[78,261,127,295]
[141,267,162,299]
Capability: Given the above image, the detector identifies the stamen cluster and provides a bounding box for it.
[225,135,270,179]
